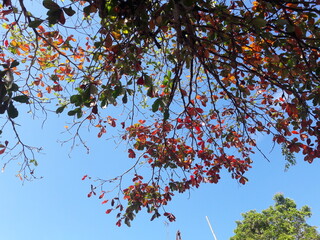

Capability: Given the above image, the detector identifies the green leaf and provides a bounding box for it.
[47,9,63,25]
[63,7,76,17]
[68,108,82,118]
[8,102,18,119]
[89,84,98,95]
[70,94,82,105]
[77,110,83,118]
[56,105,66,114]
[30,159,38,166]
[10,60,19,68]
[12,95,29,103]
[112,85,122,98]
[9,83,19,92]
[67,110,77,116]
[152,98,162,112]
[122,92,128,104]
[28,19,44,28]
[43,0,60,10]
[252,17,267,28]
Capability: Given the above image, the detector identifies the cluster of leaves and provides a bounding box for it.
[231,194,320,239]
[0,0,320,226]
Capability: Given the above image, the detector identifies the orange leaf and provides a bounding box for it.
[82,175,88,180]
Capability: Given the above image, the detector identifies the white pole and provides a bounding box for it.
[206,216,218,240]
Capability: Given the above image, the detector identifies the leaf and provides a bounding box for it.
[70,94,82,105]
[47,9,63,25]
[30,159,38,166]
[8,102,18,118]
[81,175,88,180]
[91,105,98,114]
[43,0,60,10]
[10,60,19,68]
[12,95,29,103]
[56,105,66,114]
[152,98,163,112]
[124,217,131,227]
[128,149,136,158]
[3,0,11,7]
[9,83,19,92]
[105,34,113,48]
[28,19,44,28]
[252,17,267,28]
[106,209,112,214]
[63,7,76,17]
[0,148,5,155]
[58,11,66,24]
[122,92,128,104]
[76,109,83,119]
[136,77,144,85]
[99,192,105,199]
[67,109,77,116]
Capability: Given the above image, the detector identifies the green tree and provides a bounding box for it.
[231,194,320,240]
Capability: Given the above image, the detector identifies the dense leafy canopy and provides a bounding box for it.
[0,0,320,226]
[231,194,320,240]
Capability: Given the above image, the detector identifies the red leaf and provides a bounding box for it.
[3,0,11,7]
[52,85,63,91]
[107,117,116,127]
[102,200,108,204]
[97,127,106,138]
[137,77,144,85]
[105,34,113,48]
[92,105,98,114]
[116,220,121,227]
[0,148,6,155]
[99,192,105,199]
[59,11,66,24]
[128,149,136,158]
[106,209,112,214]
[82,175,88,180]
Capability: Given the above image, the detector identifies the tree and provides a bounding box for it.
[231,194,320,240]
[0,0,319,226]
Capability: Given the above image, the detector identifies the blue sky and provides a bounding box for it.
[1,109,320,240]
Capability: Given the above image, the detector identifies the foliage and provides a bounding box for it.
[0,0,319,226]
[231,194,320,240]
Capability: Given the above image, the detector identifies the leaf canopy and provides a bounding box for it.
[0,0,319,226]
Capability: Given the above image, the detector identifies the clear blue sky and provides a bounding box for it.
[1,108,320,240]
